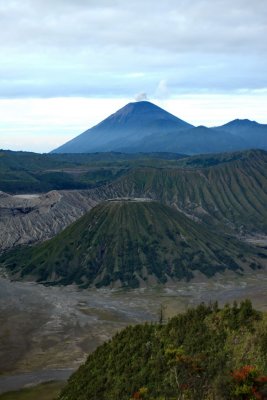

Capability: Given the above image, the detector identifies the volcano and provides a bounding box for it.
[51,100,266,154]
[1,200,264,288]
[51,101,193,153]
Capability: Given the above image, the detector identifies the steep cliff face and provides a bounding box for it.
[0,190,100,251]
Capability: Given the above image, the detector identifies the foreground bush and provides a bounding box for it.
[59,300,267,400]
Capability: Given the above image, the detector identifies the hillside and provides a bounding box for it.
[0,190,100,251]
[102,150,267,235]
[0,201,265,288]
[52,101,194,154]
[59,301,267,400]
[0,149,266,253]
[215,119,267,150]
[0,150,266,253]
[51,101,267,154]
[128,125,247,154]
[0,149,186,194]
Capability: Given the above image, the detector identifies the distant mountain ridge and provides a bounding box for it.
[128,125,247,154]
[52,101,267,154]
[52,101,193,154]
[214,119,267,149]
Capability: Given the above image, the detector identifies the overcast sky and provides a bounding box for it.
[0,0,266,152]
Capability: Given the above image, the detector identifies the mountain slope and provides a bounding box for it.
[0,150,266,253]
[59,302,267,400]
[101,150,267,235]
[51,101,267,154]
[215,119,267,150]
[128,126,247,154]
[0,190,100,251]
[0,149,187,194]
[0,201,265,288]
[52,101,193,154]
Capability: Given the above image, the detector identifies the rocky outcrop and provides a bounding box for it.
[0,190,100,251]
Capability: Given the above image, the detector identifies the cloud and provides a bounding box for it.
[134,92,148,102]
[0,0,266,99]
[0,0,266,152]
[155,80,169,100]
[1,1,266,52]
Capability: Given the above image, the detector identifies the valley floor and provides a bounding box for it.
[0,381,65,400]
[0,272,267,393]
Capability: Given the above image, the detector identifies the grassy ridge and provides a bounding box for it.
[1,201,265,288]
[0,150,185,194]
[58,301,267,400]
[104,150,267,234]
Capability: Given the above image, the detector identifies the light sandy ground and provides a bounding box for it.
[13,194,41,199]
[0,272,267,393]
[1,271,267,376]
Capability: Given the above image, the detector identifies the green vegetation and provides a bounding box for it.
[107,149,267,234]
[1,201,265,288]
[58,301,267,400]
[1,148,267,234]
[0,150,186,194]
[175,148,265,168]
[0,381,65,400]
[1,149,266,288]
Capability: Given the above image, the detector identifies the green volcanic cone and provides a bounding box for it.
[0,200,265,288]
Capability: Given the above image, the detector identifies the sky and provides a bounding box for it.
[0,0,266,153]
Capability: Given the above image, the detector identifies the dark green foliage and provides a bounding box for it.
[0,150,186,194]
[1,201,263,288]
[220,299,261,330]
[58,301,267,400]
[1,149,267,236]
[106,149,267,234]
[1,149,266,289]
